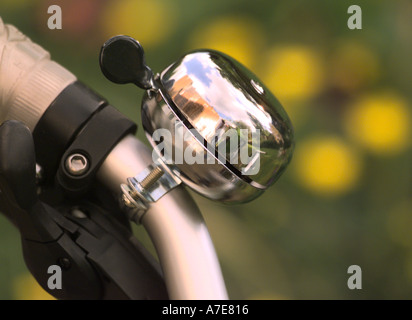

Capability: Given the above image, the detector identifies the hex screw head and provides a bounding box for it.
[65,153,89,176]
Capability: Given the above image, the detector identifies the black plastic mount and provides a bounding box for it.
[33,81,137,196]
[33,82,106,182]
[56,104,136,196]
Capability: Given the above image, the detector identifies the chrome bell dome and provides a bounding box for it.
[100,36,294,204]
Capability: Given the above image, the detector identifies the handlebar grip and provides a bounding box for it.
[0,18,76,131]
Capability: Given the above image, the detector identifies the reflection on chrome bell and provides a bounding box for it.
[100,35,294,204]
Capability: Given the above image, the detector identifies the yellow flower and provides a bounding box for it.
[294,136,361,196]
[13,273,55,300]
[344,92,411,155]
[330,41,380,92]
[187,16,264,69]
[101,0,175,48]
[261,46,324,103]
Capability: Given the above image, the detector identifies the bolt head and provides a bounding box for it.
[65,153,89,176]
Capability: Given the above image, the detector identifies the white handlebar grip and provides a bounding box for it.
[0,18,76,131]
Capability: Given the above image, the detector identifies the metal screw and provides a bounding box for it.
[140,166,164,190]
[65,153,89,176]
[120,166,163,210]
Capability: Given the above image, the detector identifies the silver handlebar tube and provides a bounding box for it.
[97,134,228,300]
[0,18,227,300]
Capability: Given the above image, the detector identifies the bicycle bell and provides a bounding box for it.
[99,36,294,204]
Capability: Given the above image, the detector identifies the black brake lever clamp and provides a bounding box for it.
[0,120,167,300]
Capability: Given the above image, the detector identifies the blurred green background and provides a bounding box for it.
[1,0,411,299]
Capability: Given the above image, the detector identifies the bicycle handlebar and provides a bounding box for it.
[0,18,228,299]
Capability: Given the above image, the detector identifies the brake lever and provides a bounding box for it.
[0,120,168,300]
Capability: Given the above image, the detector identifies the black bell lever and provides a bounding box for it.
[99,35,154,89]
